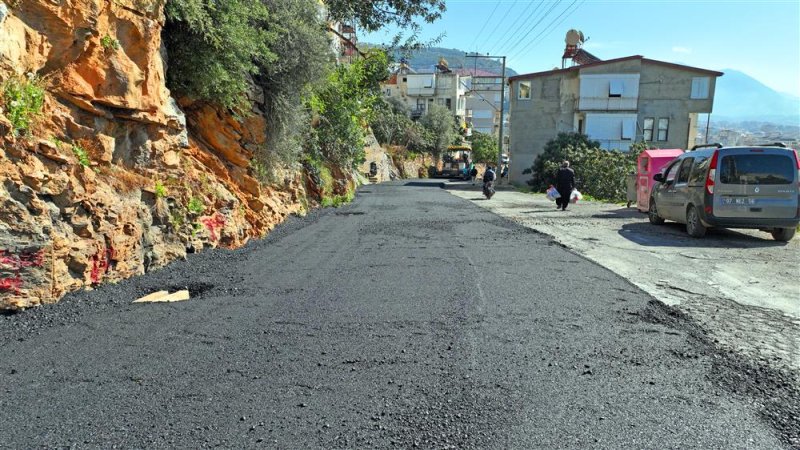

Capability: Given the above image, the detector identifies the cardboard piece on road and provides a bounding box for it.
[133,290,169,303]
[132,290,190,303]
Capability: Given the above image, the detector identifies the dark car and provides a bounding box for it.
[648,143,799,241]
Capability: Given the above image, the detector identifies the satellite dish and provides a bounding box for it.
[565,29,584,46]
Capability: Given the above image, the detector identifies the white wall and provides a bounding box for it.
[585,113,638,150]
[579,74,640,110]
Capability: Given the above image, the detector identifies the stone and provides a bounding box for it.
[162,150,180,168]
[96,134,115,163]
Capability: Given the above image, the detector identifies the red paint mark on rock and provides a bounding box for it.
[201,214,226,242]
[0,274,23,294]
[90,246,115,285]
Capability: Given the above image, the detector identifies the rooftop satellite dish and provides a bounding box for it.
[565,29,584,46]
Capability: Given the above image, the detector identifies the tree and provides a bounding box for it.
[468,131,498,164]
[370,98,412,146]
[305,50,389,167]
[164,0,275,110]
[325,0,445,33]
[419,104,458,158]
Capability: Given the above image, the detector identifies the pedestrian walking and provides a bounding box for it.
[555,161,575,211]
[469,164,478,185]
[500,163,509,184]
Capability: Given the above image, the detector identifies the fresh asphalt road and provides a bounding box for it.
[0,180,788,448]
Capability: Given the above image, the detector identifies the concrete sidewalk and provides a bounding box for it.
[446,181,800,373]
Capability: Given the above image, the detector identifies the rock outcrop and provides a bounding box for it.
[0,0,342,309]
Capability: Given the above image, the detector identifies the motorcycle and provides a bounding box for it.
[482,181,495,199]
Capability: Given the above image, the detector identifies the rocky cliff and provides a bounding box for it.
[0,0,353,309]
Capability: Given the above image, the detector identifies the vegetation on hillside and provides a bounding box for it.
[1,74,45,136]
[524,133,649,202]
[163,0,445,184]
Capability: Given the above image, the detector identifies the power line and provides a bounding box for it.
[468,2,502,51]
[479,0,519,53]
[510,0,583,60]
[492,1,547,55]
[502,0,563,58]
[488,1,539,55]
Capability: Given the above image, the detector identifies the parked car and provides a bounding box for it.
[648,143,799,241]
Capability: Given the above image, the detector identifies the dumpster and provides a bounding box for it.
[636,149,684,213]
[625,173,637,208]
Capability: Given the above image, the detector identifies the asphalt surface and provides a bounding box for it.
[0,180,791,448]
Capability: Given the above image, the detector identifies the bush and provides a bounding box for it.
[1,75,45,136]
[72,144,91,167]
[164,0,274,110]
[526,132,648,203]
[187,197,205,214]
[100,35,120,51]
[305,50,388,167]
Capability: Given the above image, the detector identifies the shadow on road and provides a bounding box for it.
[618,222,786,248]
[404,181,446,188]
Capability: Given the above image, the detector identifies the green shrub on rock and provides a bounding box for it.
[1,74,45,136]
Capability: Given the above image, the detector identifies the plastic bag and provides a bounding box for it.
[546,185,561,201]
[570,189,583,203]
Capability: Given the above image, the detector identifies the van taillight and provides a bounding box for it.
[794,149,800,187]
[705,150,718,195]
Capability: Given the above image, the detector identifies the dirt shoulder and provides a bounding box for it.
[446,182,799,375]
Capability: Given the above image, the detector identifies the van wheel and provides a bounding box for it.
[648,199,665,224]
[686,206,706,238]
[771,227,796,242]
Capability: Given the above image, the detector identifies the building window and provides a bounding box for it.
[621,118,636,140]
[657,118,669,141]
[643,118,654,141]
[690,77,710,99]
[384,89,391,96]
[518,81,531,100]
[446,98,452,110]
[609,80,624,97]
[402,77,407,82]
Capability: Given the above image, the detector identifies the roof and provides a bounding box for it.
[508,55,724,83]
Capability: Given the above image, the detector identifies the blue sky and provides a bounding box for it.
[364,0,800,97]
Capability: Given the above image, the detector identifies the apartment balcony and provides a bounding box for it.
[578,96,638,111]
[410,107,426,119]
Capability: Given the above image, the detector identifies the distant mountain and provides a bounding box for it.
[713,69,800,125]
[391,47,518,77]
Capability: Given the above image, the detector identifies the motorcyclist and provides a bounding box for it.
[482,165,496,199]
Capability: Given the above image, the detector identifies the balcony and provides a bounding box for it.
[578,96,638,111]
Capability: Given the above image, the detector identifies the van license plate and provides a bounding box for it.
[724,197,755,205]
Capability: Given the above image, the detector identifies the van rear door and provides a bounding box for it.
[713,149,798,219]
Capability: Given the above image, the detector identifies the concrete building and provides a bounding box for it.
[381,60,471,124]
[507,55,723,184]
[455,68,510,152]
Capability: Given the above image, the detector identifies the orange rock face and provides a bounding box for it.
[0,0,344,309]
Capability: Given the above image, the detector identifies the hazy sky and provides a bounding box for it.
[364,0,800,97]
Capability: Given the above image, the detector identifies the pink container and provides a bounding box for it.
[637,149,684,212]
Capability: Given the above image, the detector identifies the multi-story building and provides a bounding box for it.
[456,68,509,152]
[382,59,471,124]
[507,55,723,184]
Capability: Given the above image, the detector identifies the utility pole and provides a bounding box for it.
[465,53,507,170]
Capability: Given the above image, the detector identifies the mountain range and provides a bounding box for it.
[712,69,799,125]
[398,47,798,126]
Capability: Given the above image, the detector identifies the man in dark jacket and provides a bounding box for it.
[555,161,575,211]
